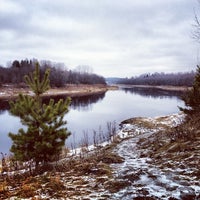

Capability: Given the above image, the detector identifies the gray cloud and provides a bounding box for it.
[0,0,198,77]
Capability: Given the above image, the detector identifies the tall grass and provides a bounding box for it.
[0,120,118,176]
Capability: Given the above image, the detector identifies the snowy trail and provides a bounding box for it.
[110,124,200,200]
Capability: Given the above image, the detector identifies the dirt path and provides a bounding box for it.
[111,134,200,199]
[110,114,200,199]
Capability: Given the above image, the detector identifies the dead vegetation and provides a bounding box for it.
[0,119,124,199]
[0,142,124,199]
[132,113,200,182]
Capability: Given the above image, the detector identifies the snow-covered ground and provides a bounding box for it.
[111,134,200,199]
[110,113,200,199]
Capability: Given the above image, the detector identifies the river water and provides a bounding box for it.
[0,86,184,154]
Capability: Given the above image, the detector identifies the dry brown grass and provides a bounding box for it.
[105,179,131,193]
[0,84,115,100]
[0,142,124,199]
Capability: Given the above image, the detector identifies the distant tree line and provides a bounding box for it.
[0,59,106,87]
[116,71,195,86]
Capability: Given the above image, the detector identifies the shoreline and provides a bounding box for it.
[0,83,189,100]
[0,84,118,100]
[115,84,190,91]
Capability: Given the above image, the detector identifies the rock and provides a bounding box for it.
[180,188,196,200]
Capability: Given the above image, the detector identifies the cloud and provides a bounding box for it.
[0,0,198,77]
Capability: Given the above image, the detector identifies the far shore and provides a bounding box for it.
[0,83,190,100]
[0,84,118,100]
[115,84,190,92]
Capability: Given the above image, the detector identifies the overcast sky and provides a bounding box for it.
[0,0,199,77]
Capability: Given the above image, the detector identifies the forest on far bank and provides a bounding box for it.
[0,58,196,87]
[0,59,106,87]
[107,71,195,86]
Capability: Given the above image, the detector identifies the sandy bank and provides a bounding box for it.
[0,84,118,100]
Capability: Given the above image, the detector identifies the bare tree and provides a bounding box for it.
[75,65,93,74]
[193,0,200,42]
[0,59,106,86]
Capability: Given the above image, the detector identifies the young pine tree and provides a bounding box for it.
[180,65,200,115]
[9,63,71,167]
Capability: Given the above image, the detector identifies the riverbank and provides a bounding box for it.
[115,113,200,199]
[0,83,188,101]
[115,84,190,91]
[0,84,118,100]
[1,112,199,199]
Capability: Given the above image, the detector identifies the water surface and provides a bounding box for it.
[0,87,184,154]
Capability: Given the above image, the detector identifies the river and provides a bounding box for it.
[0,86,184,154]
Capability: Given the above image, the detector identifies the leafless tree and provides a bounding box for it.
[193,0,200,42]
[0,59,106,86]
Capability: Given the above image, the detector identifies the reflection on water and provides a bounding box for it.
[0,87,184,154]
[0,92,106,112]
[70,93,105,111]
[0,99,10,112]
[121,87,184,99]
[0,92,106,154]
